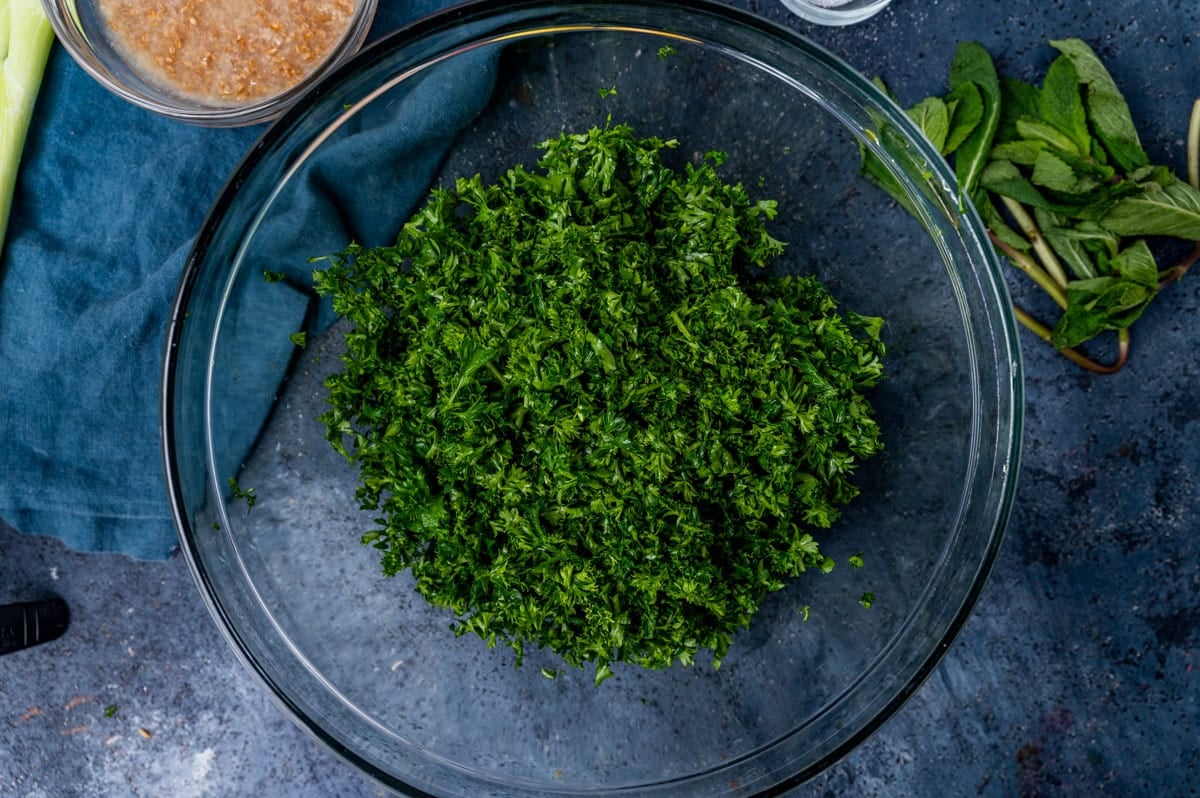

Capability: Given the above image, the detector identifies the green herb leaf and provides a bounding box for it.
[996,77,1042,145]
[227,477,257,513]
[1052,239,1159,348]
[1034,209,1120,280]
[943,81,984,155]
[948,42,1001,200]
[1037,55,1091,155]
[906,96,951,154]
[980,160,1075,214]
[1029,150,1105,196]
[976,191,1031,252]
[1098,179,1200,239]
[989,139,1046,167]
[1017,117,1087,157]
[1049,38,1149,173]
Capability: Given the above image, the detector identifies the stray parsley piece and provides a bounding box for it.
[227,477,257,513]
[263,269,287,283]
[290,331,308,348]
[104,704,118,718]
[865,38,1200,374]
[849,553,864,569]
[859,592,875,610]
[598,86,618,98]
[315,121,885,680]
[657,44,675,60]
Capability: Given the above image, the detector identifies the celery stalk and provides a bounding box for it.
[0,0,54,255]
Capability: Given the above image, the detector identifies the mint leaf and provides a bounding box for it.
[1052,240,1159,348]
[1030,150,1105,195]
[997,77,1041,145]
[907,96,951,153]
[990,139,1046,167]
[980,159,1085,214]
[1049,38,1149,173]
[948,42,1001,199]
[1099,179,1200,238]
[944,81,984,155]
[977,192,1031,252]
[1016,117,1085,155]
[1038,55,1091,155]
[1034,209,1120,280]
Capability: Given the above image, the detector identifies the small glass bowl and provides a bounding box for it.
[40,0,378,127]
[780,0,891,26]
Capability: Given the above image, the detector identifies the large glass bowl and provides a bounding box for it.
[162,1,1022,795]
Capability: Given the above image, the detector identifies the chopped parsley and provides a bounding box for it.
[314,121,885,682]
[227,477,257,513]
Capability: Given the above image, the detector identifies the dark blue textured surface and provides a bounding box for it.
[2,0,1199,795]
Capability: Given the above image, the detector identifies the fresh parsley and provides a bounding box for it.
[314,121,885,682]
[227,477,257,513]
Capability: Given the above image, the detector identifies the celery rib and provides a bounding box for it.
[1,0,55,255]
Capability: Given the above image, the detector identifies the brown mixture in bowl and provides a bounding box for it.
[98,0,358,105]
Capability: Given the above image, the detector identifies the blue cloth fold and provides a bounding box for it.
[0,0,493,559]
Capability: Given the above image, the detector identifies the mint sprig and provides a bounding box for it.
[865,38,1200,373]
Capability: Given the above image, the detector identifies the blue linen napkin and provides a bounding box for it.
[0,0,494,560]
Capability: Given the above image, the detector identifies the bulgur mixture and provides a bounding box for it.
[98,0,358,105]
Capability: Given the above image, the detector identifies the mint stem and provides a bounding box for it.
[1188,99,1200,190]
[998,196,1070,289]
[1012,306,1130,374]
[988,231,1069,309]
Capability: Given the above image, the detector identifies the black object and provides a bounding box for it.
[0,598,70,655]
